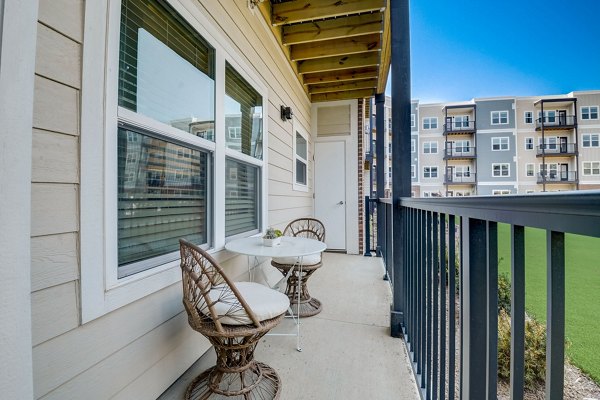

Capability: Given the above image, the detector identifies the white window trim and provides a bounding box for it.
[492,190,511,195]
[422,141,438,154]
[411,113,416,128]
[581,105,599,120]
[525,137,533,150]
[525,163,534,177]
[411,164,416,178]
[491,110,509,125]
[582,133,600,148]
[491,136,509,151]
[80,0,269,323]
[492,163,510,177]
[411,138,416,153]
[524,111,533,124]
[423,117,438,130]
[293,119,309,192]
[582,161,600,176]
[423,165,438,178]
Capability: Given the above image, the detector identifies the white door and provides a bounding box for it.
[315,141,346,250]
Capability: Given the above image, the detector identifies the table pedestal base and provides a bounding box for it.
[272,262,323,318]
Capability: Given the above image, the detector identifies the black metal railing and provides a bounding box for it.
[444,173,476,184]
[537,170,578,183]
[444,146,476,158]
[369,191,600,399]
[535,115,576,129]
[536,143,577,156]
[444,120,476,134]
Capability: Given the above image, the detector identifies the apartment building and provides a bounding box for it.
[372,90,600,196]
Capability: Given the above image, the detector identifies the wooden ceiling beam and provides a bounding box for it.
[298,52,380,74]
[302,67,379,85]
[272,0,386,26]
[376,0,391,94]
[311,88,375,102]
[282,13,383,45]
[290,33,380,61]
[309,79,378,94]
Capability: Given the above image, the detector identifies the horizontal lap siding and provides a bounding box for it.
[32,0,313,399]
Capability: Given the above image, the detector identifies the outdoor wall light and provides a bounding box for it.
[280,105,293,121]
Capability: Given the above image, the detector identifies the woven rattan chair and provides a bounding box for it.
[270,218,325,317]
[179,239,290,399]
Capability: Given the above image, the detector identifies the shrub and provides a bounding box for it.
[497,272,511,313]
[497,310,547,389]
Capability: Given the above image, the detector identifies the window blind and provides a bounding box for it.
[225,158,259,237]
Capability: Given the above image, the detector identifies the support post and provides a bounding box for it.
[546,231,565,400]
[375,93,386,258]
[390,0,411,337]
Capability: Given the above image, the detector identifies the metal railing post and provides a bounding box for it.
[364,196,372,257]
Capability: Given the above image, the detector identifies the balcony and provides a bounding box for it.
[159,252,420,399]
[444,146,476,160]
[443,120,476,135]
[373,192,600,400]
[535,115,576,131]
[536,143,577,157]
[445,172,476,185]
[537,171,578,184]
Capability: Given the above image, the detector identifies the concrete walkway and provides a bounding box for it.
[159,252,419,400]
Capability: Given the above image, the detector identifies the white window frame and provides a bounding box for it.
[293,120,309,192]
[525,137,533,150]
[582,133,600,148]
[582,161,600,176]
[79,0,269,323]
[581,106,599,120]
[491,137,509,151]
[524,111,533,124]
[423,141,438,154]
[492,190,511,196]
[411,139,416,153]
[423,166,438,178]
[423,117,438,130]
[411,164,416,178]
[526,163,534,177]
[491,111,509,125]
[492,163,510,177]
[411,113,416,127]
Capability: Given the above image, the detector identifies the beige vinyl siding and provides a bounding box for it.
[31,0,314,399]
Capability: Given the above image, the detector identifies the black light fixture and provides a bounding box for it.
[280,105,293,121]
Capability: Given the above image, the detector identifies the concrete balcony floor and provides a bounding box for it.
[159,252,419,400]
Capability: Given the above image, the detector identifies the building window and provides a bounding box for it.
[423,166,438,178]
[583,161,600,176]
[492,190,511,195]
[453,140,471,153]
[526,190,535,194]
[411,114,416,127]
[492,163,510,177]
[388,143,392,154]
[525,137,533,150]
[526,163,534,177]
[582,134,600,147]
[491,137,509,151]
[539,163,558,178]
[538,110,556,124]
[538,136,557,151]
[411,164,416,178]
[293,128,308,189]
[423,117,438,130]
[581,106,599,120]
[411,139,416,153]
[491,111,509,125]
[524,111,533,124]
[453,115,470,128]
[423,141,438,154]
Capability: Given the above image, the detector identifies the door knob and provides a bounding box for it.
[337,201,344,205]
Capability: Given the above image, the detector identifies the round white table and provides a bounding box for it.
[225,236,326,351]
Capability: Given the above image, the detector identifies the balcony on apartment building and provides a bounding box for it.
[536,170,578,184]
[536,143,578,157]
[535,114,577,130]
[444,172,477,184]
[443,119,477,135]
[444,145,476,160]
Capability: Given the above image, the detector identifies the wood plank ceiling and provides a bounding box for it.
[257,0,391,103]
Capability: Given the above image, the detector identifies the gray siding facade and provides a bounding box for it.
[476,131,516,182]
[475,99,515,130]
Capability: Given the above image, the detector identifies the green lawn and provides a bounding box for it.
[497,223,600,383]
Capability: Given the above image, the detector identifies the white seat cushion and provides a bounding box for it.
[208,282,290,326]
[272,253,321,265]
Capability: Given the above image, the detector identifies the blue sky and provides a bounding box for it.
[386,0,600,103]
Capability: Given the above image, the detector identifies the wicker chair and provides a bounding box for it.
[270,218,325,317]
[179,239,290,399]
